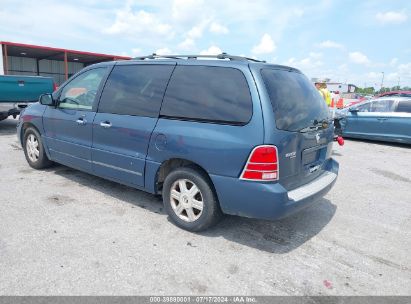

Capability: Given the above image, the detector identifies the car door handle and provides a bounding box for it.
[76,118,87,125]
[377,118,388,121]
[100,121,112,128]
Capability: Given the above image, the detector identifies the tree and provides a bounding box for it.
[379,87,391,94]
[355,86,375,95]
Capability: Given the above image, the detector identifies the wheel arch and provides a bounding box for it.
[154,158,217,197]
[20,122,40,145]
[20,122,52,161]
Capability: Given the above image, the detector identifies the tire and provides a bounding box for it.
[162,167,222,232]
[23,127,53,169]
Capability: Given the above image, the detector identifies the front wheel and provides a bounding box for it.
[23,127,53,169]
[162,167,222,232]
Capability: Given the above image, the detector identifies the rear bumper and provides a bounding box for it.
[210,158,339,220]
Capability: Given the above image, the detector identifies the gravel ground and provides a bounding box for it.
[0,117,410,295]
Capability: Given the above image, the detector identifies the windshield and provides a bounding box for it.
[261,68,329,132]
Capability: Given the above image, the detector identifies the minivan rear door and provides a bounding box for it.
[385,99,411,142]
[92,62,175,188]
[259,68,334,190]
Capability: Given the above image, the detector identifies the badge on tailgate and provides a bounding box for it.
[309,164,321,173]
[285,151,296,159]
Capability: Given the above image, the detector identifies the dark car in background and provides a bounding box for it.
[338,97,411,144]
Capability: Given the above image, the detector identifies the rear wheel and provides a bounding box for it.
[162,167,222,231]
[23,127,53,169]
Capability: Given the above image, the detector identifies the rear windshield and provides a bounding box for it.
[261,69,329,131]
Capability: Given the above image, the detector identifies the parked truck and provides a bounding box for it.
[0,75,55,121]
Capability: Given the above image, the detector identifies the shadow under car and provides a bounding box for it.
[51,165,336,254]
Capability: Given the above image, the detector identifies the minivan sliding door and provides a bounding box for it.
[92,63,175,188]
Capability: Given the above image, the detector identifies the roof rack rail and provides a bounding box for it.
[133,52,266,63]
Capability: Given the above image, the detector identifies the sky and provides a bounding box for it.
[1,0,410,88]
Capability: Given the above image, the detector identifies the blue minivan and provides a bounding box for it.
[18,53,339,231]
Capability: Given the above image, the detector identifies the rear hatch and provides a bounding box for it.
[260,68,334,190]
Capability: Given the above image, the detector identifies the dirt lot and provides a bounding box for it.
[0,117,410,295]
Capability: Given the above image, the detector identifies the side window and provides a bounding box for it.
[98,65,175,117]
[355,103,371,112]
[160,66,252,124]
[370,100,394,112]
[395,100,411,113]
[58,68,107,111]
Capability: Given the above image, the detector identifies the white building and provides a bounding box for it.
[311,78,357,94]
[325,82,357,94]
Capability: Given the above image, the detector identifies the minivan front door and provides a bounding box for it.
[43,67,108,172]
[344,111,375,137]
[91,63,175,188]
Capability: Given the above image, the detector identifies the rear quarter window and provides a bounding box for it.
[160,66,252,124]
[396,100,411,113]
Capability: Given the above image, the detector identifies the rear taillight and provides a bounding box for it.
[53,83,58,92]
[240,145,279,181]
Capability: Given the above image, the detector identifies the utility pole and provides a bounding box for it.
[380,72,385,92]
[398,76,400,89]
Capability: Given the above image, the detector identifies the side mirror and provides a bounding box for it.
[39,93,55,106]
[349,108,359,113]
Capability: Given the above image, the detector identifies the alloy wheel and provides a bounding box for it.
[170,179,204,222]
[26,134,40,163]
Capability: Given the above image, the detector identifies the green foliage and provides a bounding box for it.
[356,86,410,95]
[355,87,375,94]
[379,87,391,94]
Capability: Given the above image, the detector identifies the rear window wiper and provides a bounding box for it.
[299,125,322,133]
[299,118,330,133]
